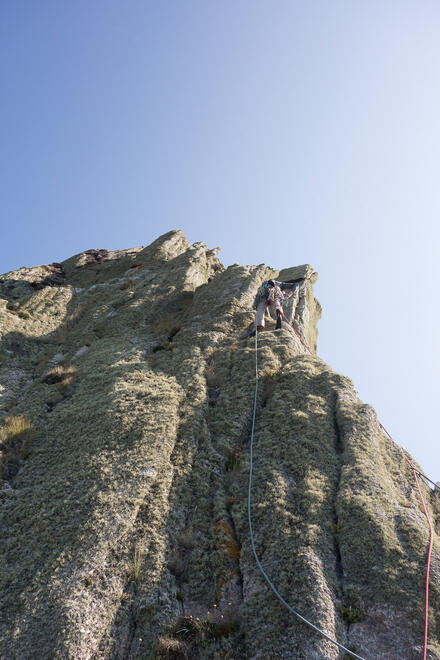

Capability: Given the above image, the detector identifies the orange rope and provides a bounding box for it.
[279,311,313,354]
[274,312,433,658]
[380,423,433,660]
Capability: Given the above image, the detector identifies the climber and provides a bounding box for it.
[249,279,296,336]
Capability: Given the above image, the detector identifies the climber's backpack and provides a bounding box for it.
[259,281,285,303]
[259,281,272,298]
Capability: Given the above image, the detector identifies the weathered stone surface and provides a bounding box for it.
[0,230,438,660]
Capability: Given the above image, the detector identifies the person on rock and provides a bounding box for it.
[249,279,296,336]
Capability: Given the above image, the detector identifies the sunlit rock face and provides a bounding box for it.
[0,230,439,660]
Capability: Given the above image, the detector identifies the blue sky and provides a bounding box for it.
[1,1,439,481]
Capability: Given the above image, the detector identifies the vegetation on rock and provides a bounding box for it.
[0,230,438,659]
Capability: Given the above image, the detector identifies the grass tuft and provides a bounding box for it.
[156,615,240,658]
[153,320,181,341]
[169,616,205,641]
[338,603,365,624]
[43,365,77,394]
[327,521,342,535]
[0,415,33,479]
[128,544,143,582]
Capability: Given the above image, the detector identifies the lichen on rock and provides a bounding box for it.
[0,230,438,660]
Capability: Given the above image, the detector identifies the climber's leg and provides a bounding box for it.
[268,301,283,329]
[255,301,267,330]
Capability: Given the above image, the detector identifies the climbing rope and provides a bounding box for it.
[247,324,366,660]
[380,423,434,660]
[279,310,313,355]
[247,311,436,659]
[417,471,439,492]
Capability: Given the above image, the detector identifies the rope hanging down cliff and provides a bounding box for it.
[247,324,366,660]
[248,320,436,660]
[380,423,434,660]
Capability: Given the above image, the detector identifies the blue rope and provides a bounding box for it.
[247,326,367,660]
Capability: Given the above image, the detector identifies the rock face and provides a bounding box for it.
[0,230,439,660]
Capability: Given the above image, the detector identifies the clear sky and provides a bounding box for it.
[1,1,439,481]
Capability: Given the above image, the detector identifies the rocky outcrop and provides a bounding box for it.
[0,230,439,660]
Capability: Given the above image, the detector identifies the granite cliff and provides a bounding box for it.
[0,230,439,660]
